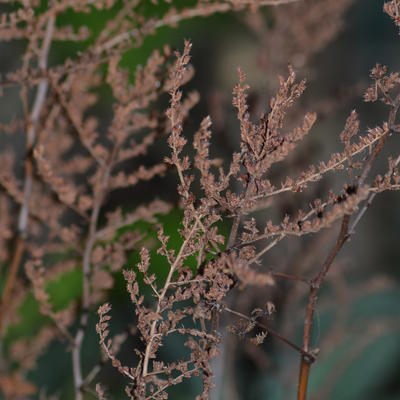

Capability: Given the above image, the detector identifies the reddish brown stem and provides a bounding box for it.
[0,238,24,332]
[306,215,350,338]
[298,359,311,400]
[297,215,350,400]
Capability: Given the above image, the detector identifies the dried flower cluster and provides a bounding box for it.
[0,1,399,399]
[99,23,400,400]
[384,0,400,31]
[245,0,354,72]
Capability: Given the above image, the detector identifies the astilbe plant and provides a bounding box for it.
[0,0,318,397]
[96,28,400,400]
[0,0,399,399]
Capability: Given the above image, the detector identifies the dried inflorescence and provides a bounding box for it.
[96,31,400,400]
[384,0,400,31]
[246,0,354,72]
[0,1,400,399]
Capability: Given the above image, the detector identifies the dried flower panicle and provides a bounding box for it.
[384,0,400,32]
[96,30,400,398]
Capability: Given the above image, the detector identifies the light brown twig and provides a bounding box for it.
[0,15,55,333]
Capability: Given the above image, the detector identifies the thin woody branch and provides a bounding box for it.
[142,220,200,377]
[0,15,55,333]
[72,144,121,399]
[224,307,315,360]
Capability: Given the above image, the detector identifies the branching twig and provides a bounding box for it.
[297,92,400,400]
[0,15,55,333]
[224,307,315,360]
[72,144,121,399]
[142,220,200,377]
